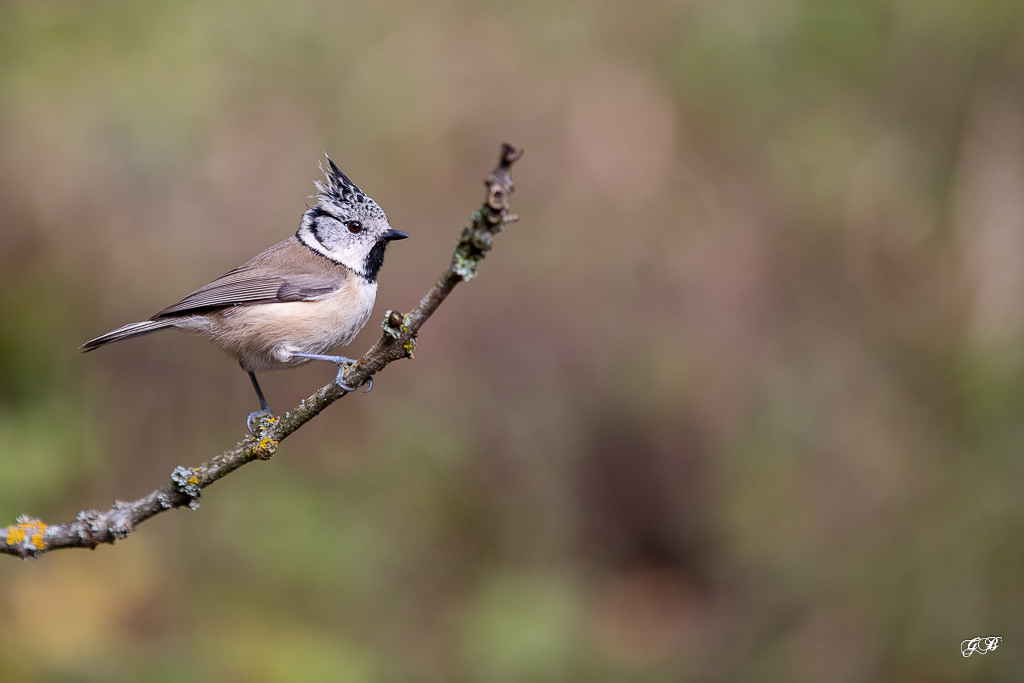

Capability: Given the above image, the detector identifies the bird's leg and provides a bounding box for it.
[290,352,371,393]
[246,371,273,435]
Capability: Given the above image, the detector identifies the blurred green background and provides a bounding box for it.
[2,0,1024,680]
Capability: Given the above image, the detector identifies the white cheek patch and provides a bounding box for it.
[333,241,368,269]
[296,225,370,278]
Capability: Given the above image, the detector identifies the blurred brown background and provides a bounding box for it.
[2,0,1024,680]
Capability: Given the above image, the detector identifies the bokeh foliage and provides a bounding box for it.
[2,0,1024,680]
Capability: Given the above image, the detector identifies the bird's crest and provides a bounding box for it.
[315,155,369,206]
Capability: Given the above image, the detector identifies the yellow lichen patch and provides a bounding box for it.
[403,338,416,359]
[28,531,46,551]
[6,520,48,550]
[258,436,278,456]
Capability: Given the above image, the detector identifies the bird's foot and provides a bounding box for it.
[247,409,274,436]
[332,360,363,392]
[339,370,373,393]
[291,352,371,393]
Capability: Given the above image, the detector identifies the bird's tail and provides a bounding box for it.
[80,319,175,352]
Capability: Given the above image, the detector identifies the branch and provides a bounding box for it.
[1,143,523,559]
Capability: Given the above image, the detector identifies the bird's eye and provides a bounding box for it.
[347,221,363,234]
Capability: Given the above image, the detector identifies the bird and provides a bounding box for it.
[81,156,409,433]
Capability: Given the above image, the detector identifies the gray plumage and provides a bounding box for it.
[80,319,175,349]
[154,237,348,317]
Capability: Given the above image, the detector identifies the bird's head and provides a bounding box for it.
[297,155,408,281]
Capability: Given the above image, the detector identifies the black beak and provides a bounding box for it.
[384,229,409,242]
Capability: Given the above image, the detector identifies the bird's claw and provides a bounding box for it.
[334,360,359,392]
[290,352,371,394]
[334,361,373,393]
[247,409,273,436]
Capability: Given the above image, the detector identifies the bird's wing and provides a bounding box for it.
[152,270,342,317]
[152,238,348,318]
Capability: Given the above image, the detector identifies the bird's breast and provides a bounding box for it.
[209,278,378,372]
